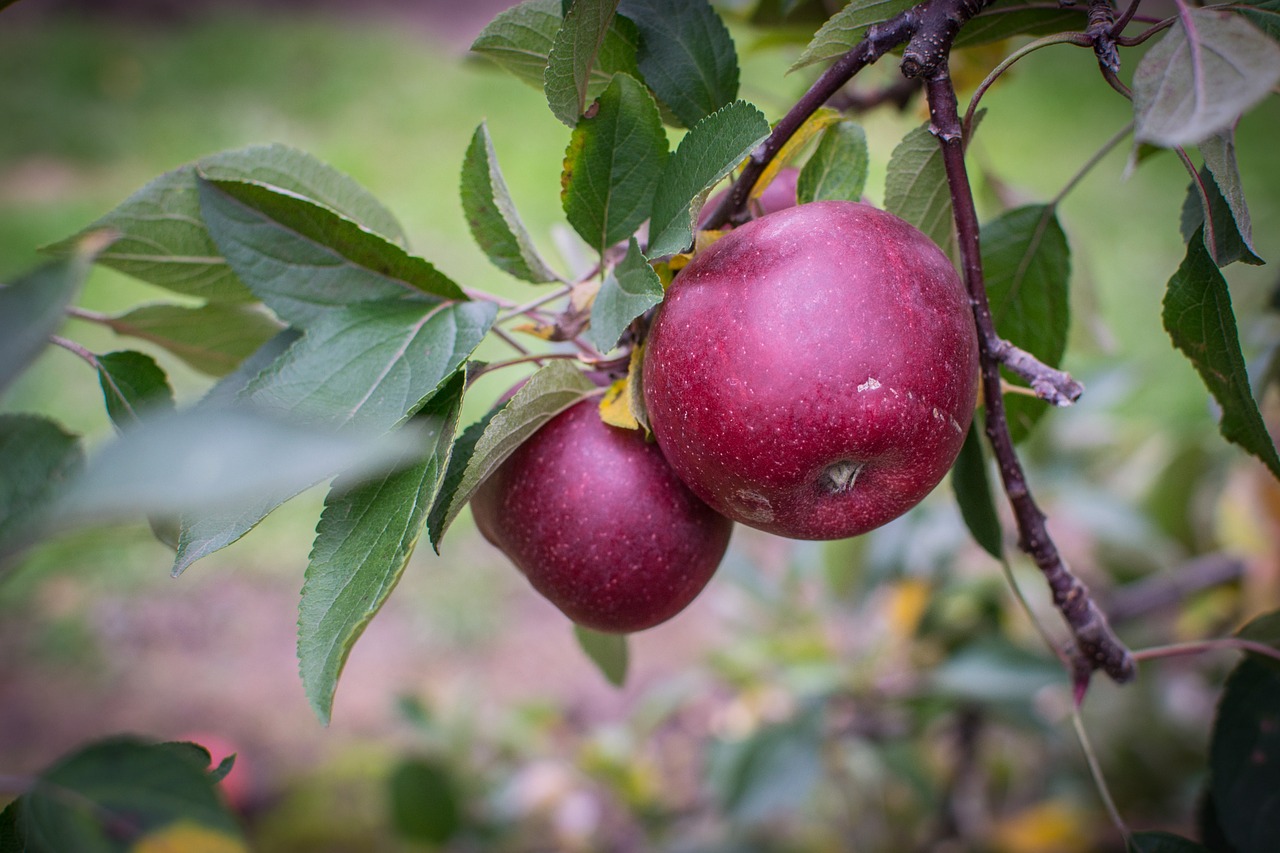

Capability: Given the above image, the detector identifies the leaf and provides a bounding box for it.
[172,300,494,575]
[574,624,629,686]
[981,204,1071,442]
[98,303,283,377]
[0,231,110,396]
[1180,129,1264,267]
[562,72,669,253]
[1210,657,1280,852]
[953,6,1087,48]
[44,144,405,302]
[753,108,841,204]
[545,0,621,126]
[239,300,495,432]
[0,415,83,556]
[436,361,597,542]
[460,123,558,283]
[617,0,740,127]
[647,100,772,257]
[797,120,869,204]
[599,375,639,430]
[1133,7,1280,148]
[1128,832,1213,853]
[884,121,957,262]
[197,178,466,327]
[1238,0,1280,42]
[586,238,664,352]
[388,758,463,845]
[427,404,504,550]
[1163,232,1280,479]
[472,0,564,87]
[10,736,244,851]
[791,0,917,70]
[300,373,465,724]
[53,407,424,532]
[96,351,176,428]
[951,423,1003,560]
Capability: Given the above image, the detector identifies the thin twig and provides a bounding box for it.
[924,69,1135,692]
[963,32,1091,142]
[474,351,579,377]
[496,283,573,324]
[1072,707,1132,842]
[1133,637,1280,665]
[1049,120,1134,209]
[490,326,537,358]
[1106,554,1244,624]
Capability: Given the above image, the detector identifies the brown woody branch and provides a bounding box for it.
[920,68,1135,692]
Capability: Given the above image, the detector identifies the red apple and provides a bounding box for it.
[642,200,979,541]
[470,399,732,633]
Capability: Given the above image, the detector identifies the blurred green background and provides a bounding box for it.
[2,1,1279,850]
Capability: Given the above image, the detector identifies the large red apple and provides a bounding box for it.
[642,200,979,541]
[470,399,733,633]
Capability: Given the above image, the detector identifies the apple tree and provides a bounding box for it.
[3,0,1280,849]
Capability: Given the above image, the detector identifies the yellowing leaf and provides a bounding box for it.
[750,107,841,201]
[132,822,248,853]
[989,801,1092,853]
[600,377,640,431]
[886,578,931,639]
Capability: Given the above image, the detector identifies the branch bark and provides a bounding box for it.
[922,68,1135,693]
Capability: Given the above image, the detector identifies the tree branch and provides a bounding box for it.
[922,68,1136,693]
[990,338,1084,406]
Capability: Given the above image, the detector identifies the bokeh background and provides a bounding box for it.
[2,1,1279,850]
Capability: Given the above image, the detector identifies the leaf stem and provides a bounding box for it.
[65,305,110,325]
[1072,707,1132,841]
[49,334,100,368]
[1049,120,1134,209]
[490,326,537,358]
[496,283,573,323]
[1132,637,1280,665]
[963,32,1092,141]
[474,351,580,377]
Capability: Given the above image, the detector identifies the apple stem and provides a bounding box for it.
[922,68,1136,693]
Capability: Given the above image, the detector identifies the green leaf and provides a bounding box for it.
[1180,129,1264,267]
[953,6,1087,48]
[1133,8,1280,148]
[461,123,558,283]
[54,408,423,533]
[173,300,494,575]
[950,424,1002,560]
[12,736,244,851]
[981,204,1071,442]
[1239,0,1280,42]
[884,121,956,262]
[45,144,405,303]
[201,327,302,410]
[797,120,868,205]
[388,758,463,845]
[562,72,669,253]
[1210,657,1280,851]
[240,300,495,432]
[0,802,20,853]
[647,100,771,257]
[198,178,466,326]
[586,238,663,352]
[435,361,597,543]
[427,403,504,551]
[574,624,629,686]
[300,373,465,724]
[96,351,175,429]
[791,0,916,70]
[1163,232,1280,479]
[0,415,83,557]
[617,0,740,127]
[545,0,621,126]
[1128,831,1213,853]
[0,232,108,395]
[98,302,283,378]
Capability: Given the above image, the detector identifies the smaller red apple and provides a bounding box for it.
[699,167,800,228]
[471,399,732,633]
